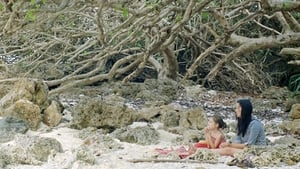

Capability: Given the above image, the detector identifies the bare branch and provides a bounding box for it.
[205,33,300,81]
[279,47,300,56]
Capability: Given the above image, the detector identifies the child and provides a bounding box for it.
[194,114,227,149]
[155,114,227,159]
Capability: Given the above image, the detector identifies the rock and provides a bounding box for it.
[264,122,285,136]
[289,103,300,119]
[135,106,162,122]
[284,94,300,112]
[234,145,300,167]
[182,129,204,144]
[274,136,300,146]
[15,134,63,162]
[184,85,206,100]
[0,79,49,130]
[159,104,182,127]
[5,99,42,130]
[71,97,135,129]
[111,125,159,145]
[261,86,291,100]
[141,79,178,101]
[95,79,178,103]
[0,134,62,166]
[0,143,42,166]
[135,103,183,124]
[179,107,207,130]
[280,119,300,135]
[161,110,180,127]
[0,117,28,143]
[75,146,95,164]
[43,100,63,127]
[189,148,220,162]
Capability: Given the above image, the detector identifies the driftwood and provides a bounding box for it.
[127,158,220,164]
[279,48,300,57]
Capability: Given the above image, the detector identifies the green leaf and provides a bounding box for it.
[122,8,128,18]
[25,10,36,21]
[175,15,183,22]
[35,4,41,9]
[31,0,35,5]
[42,0,46,4]
[201,11,209,21]
[0,3,4,11]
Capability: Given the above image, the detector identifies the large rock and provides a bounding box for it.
[0,134,62,166]
[261,86,291,100]
[9,99,41,130]
[97,79,178,104]
[184,85,206,101]
[111,125,159,145]
[43,100,63,127]
[135,103,182,124]
[15,134,63,162]
[280,119,300,135]
[137,79,178,102]
[234,145,300,167]
[179,107,207,130]
[161,108,181,127]
[274,136,300,146]
[0,79,48,108]
[0,79,46,129]
[71,96,135,130]
[0,117,28,143]
[0,79,63,129]
[289,103,300,119]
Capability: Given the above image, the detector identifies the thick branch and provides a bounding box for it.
[279,47,300,56]
[184,38,224,80]
[282,12,300,32]
[261,0,300,12]
[205,33,300,81]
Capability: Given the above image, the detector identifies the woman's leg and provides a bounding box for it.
[211,147,243,156]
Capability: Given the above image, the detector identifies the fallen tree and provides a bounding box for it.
[0,0,299,95]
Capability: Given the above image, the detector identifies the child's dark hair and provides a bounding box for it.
[212,114,227,129]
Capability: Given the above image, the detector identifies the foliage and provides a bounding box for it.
[288,74,300,93]
[25,9,36,21]
[0,3,3,11]
[0,0,299,95]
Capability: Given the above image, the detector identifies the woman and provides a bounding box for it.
[212,99,266,156]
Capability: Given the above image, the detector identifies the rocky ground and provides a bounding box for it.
[0,79,299,169]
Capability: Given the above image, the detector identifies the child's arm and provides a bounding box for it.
[213,134,223,148]
[205,132,223,149]
[204,131,214,148]
[204,128,216,148]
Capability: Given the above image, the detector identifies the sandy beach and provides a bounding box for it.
[2,121,299,169]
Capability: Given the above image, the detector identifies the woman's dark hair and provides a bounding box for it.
[212,114,227,129]
[236,99,253,137]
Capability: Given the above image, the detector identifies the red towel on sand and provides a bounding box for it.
[155,146,195,159]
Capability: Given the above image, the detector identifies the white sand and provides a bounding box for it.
[3,122,299,169]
